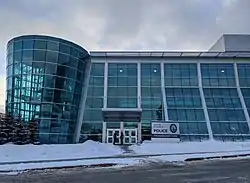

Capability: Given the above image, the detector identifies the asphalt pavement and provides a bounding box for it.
[1,158,250,183]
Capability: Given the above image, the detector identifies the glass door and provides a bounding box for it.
[123,129,137,144]
[106,129,120,144]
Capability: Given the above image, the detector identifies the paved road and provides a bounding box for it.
[1,158,250,183]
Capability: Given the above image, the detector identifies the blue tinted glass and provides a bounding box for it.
[23,40,34,49]
[34,40,47,49]
[14,41,22,50]
[47,41,59,51]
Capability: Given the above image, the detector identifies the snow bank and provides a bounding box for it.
[130,140,250,155]
[0,140,123,163]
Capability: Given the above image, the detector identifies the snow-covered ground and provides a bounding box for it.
[1,140,250,172]
[0,140,123,163]
[131,140,250,155]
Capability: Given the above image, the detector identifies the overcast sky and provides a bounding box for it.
[0,0,250,111]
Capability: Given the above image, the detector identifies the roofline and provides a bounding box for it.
[89,51,250,58]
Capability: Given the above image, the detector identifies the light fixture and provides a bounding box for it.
[221,70,225,73]
[153,69,157,73]
[119,69,123,72]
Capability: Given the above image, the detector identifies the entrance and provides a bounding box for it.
[106,128,137,145]
[102,108,142,144]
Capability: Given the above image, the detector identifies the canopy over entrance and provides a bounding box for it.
[102,108,142,122]
[101,108,142,143]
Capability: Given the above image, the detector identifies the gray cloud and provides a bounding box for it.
[0,0,250,107]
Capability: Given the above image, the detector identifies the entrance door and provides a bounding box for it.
[106,129,120,144]
[124,129,137,145]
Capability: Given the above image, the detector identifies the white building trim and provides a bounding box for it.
[234,62,250,130]
[161,62,168,120]
[74,61,92,143]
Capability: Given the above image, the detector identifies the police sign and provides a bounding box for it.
[151,121,180,138]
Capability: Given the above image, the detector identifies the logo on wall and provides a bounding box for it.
[170,124,177,133]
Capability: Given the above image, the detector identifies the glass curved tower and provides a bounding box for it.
[6,35,90,144]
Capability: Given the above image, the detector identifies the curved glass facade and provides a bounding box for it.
[6,35,89,144]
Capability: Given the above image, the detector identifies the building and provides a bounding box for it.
[5,34,250,144]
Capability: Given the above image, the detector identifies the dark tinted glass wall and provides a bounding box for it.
[6,35,89,144]
[165,63,209,141]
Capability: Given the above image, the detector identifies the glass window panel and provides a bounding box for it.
[13,51,22,63]
[34,50,46,61]
[186,109,196,121]
[22,50,33,61]
[45,63,57,75]
[167,98,175,108]
[46,51,58,63]
[127,87,137,96]
[211,122,221,134]
[198,123,208,134]
[196,110,205,121]
[14,41,22,50]
[34,40,47,49]
[7,43,13,53]
[188,123,199,134]
[59,43,70,54]
[91,63,104,76]
[23,40,34,49]
[208,109,218,121]
[58,53,69,65]
[174,97,184,107]
[173,78,181,86]
[69,56,78,68]
[239,123,250,134]
[165,79,173,86]
[184,97,194,107]
[236,110,246,121]
[178,109,186,121]
[47,41,59,51]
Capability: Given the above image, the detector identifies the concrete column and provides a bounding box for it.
[102,121,107,143]
[161,62,168,120]
[120,120,124,132]
[138,122,142,143]
[103,62,108,108]
[137,62,141,109]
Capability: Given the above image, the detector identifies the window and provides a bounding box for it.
[47,41,59,51]
[34,50,46,61]
[14,41,22,50]
[34,40,47,49]
[59,43,70,54]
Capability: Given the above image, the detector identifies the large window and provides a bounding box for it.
[164,63,208,141]
[164,63,198,86]
[202,63,249,141]
[141,63,162,140]
[81,63,104,142]
[201,63,235,87]
[107,63,137,108]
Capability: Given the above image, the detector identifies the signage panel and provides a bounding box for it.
[151,121,180,138]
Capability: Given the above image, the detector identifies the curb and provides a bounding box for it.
[185,153,250,162]
[0,163,118,173]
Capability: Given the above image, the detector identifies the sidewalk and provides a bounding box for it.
[1,148,250,166]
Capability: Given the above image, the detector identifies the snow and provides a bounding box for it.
[131,140,250,155]
[1,140,250,172]
[0,158,144,172]
[0,140,123,163]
